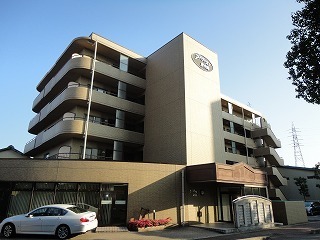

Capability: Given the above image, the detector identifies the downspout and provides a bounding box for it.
[83,40,98,159]
[181,169,185,226]
[242,108,249,164]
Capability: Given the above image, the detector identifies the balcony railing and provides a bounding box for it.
[25,117,144,154]
[252,127,281,148]
[33,55,146,112]
[29,83,145,133]
[46,152,113,161]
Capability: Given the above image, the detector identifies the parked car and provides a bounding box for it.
[69,203,98,214]
[305,201,320,215]
[0,204,98,239]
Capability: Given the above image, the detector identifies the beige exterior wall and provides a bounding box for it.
[0,149,27,158]
[144,34,186,165]
[183,35,224,166]
[184,183,217,223]
[144,33,224,166]
[272,201,307,225]
[0,159,184,224]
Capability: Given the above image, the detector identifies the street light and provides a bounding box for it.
[83,39,98,159]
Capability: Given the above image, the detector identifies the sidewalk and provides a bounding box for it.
[72,221,320,240]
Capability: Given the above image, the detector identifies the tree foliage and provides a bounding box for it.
[284,0,320,104]
[294,177,310,200]
[315,162,320,178]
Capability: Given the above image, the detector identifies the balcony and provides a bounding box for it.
[28,85,145,134]
[262,167,288,187]
[24,119,144,156]
[252,127,281,148]
[221,111,255,130]
[253,147,284,166]
[33,56,146,112]
[268,188,287,201]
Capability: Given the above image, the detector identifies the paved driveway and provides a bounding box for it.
[1,217,320,240]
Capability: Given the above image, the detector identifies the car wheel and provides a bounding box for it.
[56,225,70,239]
[1,223,15,238]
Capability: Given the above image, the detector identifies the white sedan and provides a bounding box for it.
[0,204,98,239]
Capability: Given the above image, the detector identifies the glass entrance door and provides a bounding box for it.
[100,190,113,225]
[221,194,232,222]
[100,184,128,226]
[218,186,242,222]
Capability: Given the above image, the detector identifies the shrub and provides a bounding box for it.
[128,217,171,231]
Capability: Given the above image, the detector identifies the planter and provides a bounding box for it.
[137,225,167,232]
[127,217,172,232]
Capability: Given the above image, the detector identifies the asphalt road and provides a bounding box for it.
[1,215,320,240]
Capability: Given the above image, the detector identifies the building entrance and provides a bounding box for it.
[218,186,242,222]
[100,184,128,226]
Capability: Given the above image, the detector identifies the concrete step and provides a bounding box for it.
[95,226,128,232]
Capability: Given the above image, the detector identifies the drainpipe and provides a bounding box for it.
[242,108,249,164]
[83,40,98,159]
[181,169,185,226]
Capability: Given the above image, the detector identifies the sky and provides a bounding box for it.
[0,0,319,168]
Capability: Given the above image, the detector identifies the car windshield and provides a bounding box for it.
[305,202,312,207]
[67,206,88,214]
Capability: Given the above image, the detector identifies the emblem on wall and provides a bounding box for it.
[191,53,213,72]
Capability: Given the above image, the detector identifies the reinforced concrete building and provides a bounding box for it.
[0,33,288,226]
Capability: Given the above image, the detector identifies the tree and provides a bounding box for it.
[314,162,320,178]
[284,0,320,104]
[294,177,310,200]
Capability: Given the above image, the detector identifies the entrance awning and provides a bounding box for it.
[186,162,267,187]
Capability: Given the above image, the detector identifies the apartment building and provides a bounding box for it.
[0,33,287,226]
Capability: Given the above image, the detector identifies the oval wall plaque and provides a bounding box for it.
[191,53,213,72]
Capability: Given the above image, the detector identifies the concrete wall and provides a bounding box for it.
[278,166,320,201]
[272,201,307,225]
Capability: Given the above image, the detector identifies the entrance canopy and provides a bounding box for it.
[186,162,267,187]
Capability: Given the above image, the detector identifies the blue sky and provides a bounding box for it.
[0,0,319,167]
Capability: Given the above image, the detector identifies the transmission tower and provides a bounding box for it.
[291,122,305,167]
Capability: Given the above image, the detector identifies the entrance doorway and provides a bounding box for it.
[100,184,128,226]
[218,186,242,222]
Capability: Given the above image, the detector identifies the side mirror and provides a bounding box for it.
[26,214,33,218]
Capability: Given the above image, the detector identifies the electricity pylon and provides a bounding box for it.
[291,122,305,167]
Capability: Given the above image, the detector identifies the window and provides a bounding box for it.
[13,183,33,190]
[30,207,47,217]
[226,160,238,165]
[63,112,75,120]
[89,148,98,159]
[35,183,55,191]
[244,187,267,197]
[56,183,78,191]
[81,147,98,159]
[120,55,128,72]
[47,207,67,216]
[68,206,87,214]
[58,146,71,159]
